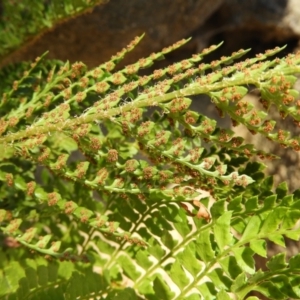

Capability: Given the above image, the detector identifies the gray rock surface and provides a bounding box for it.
[195,0,300,55]
[5,0,300,67]
[221,0,300,39]
[4,0,223,67]
[3,0,300,69]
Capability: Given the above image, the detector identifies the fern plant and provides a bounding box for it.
[1,1,300,299]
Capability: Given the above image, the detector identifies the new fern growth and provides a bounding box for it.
[1,2,300,300]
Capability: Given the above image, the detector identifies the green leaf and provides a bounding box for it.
[0,262,26,296]
[195,228,215,263]
[57,135,77,152]
[34,187,49,201]
[135,250,153,270]
[271,274,299,298]
[253,281,286,300]
[216,289,231,300]
[169,260,190,290]
[37,265,48,286]
[207,268,232,290]
[281,210,300,230]
[197,281,217,299]
[161,230,177,249]
[290,276,300,298]
[232,247,255,274]
[247,269,265,285]
[289,253,300,270]
[210,200,226,219]
[137,278,154,296]
[185,294,201,300]
[118,255,141,281]
[36,235,52,249]
[268,233,285,247]
[240,215,262,241]
[228,195,243,212]
[213,211,233,250]
[262,195,277,210]
[110,288,138,300]
[177,244,203,276]
[47,263,59,282]
[281,194,293,206]
[25,266,38,290]
[249,239,267,257]
[232,272,247,293]
[259,208,286,236]
[260,176,273,191]
[244,196,258,212]
[232,217,246,235]
[153,275,175,300]
[285,230,300,241]
[4,219,22,233]
[65,272,84,300]
[148,240,166,260]
[276,181,288,198]
[266,253,287,271]
[219,256,242,279]
[14,175,27,190]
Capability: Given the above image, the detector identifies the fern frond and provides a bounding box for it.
[93,179,300,299]
[1,24,300,299]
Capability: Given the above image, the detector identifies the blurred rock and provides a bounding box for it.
[195,0,300,55]
[3,0,223,67]
[4,0,300,67]
[217,0,298,40]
